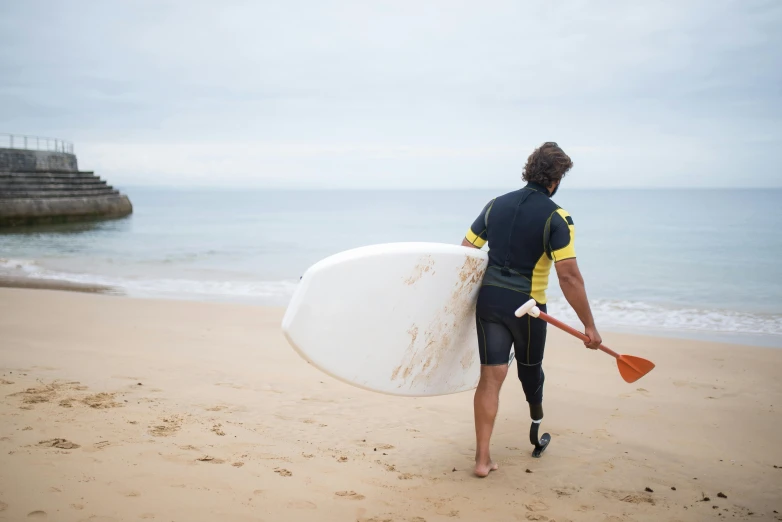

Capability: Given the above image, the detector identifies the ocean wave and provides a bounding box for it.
[545,297,782,337]
[3,257,781,337]
[0,258,298,301]
[0,258,44,274]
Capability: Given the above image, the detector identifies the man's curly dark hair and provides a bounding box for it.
[522,142,573,187]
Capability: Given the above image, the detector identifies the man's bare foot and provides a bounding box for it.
[474,459,499,478]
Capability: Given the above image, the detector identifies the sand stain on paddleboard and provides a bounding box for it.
[391,255,485,390]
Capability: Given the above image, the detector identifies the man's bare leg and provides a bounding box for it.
[474,364,509,477]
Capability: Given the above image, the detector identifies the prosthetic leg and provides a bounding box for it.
[528,403,550,458]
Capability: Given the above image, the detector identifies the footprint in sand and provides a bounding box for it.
[123,490,141,498]
[336,491,365,500]
[524,515,549,521]
[619,494,655,505]
[274,468,292,477]
[70,504,84,511]
[27,511,47,519]
[211,424,226,436]
[11,384,60,406]
[196,456,225,464]
[287,500,317,509]
[148,416,182,437]
[38,439,80,450]
[552,486,579,498]
[0,502,7,512]
[82,392,123,409]
[525,500,549,512]
[598,488,655,506]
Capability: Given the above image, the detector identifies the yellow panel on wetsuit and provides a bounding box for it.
[530,208,576,302]
[466,182,576,305]
[464,199,494,248]
[551,208,576,261]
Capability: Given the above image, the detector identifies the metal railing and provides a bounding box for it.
[0,133,74,154]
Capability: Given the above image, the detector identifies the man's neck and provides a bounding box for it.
[525,182,552,197]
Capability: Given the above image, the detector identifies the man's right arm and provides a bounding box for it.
[555,259,601,349]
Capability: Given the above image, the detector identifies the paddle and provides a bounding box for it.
[514,299,655,383]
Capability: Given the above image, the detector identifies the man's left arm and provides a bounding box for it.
[549,209,602,349]
[461,200,493,249]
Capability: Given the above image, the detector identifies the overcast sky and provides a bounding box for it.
[1,1,780,189]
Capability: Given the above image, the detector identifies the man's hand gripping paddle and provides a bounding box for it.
[514,299,655,383]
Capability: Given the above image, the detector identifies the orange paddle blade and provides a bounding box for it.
[616,355,656,383]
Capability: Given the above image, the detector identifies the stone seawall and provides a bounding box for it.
[0,147,133,227]
[0,148,78,173]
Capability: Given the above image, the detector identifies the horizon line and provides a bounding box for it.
[112,184,782,191]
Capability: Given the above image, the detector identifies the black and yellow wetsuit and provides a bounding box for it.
[465,181,576,406]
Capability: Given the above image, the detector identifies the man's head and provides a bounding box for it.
[522,142,573,196]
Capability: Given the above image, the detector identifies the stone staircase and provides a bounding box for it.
[0,145,132,227]
[0,171,121,199]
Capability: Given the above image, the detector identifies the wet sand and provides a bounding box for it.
[0,275,118,295]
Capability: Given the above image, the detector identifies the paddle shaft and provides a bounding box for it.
[536,310,621,359]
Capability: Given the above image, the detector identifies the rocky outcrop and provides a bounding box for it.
[0,147,132,227]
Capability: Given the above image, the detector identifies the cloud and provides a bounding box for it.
[1,0,780,188]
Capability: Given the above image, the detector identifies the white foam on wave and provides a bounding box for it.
[0,257,298,302]
[546,297,782,337]
[0,258,44,275]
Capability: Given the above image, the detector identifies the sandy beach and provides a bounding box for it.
[0,287,780,522]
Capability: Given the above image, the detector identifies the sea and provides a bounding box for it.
[1,186,781,347]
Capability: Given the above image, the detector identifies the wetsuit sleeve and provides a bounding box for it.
[549,208,576,261]
[464,199,494,248]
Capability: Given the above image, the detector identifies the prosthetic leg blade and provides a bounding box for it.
[529,421,551,458]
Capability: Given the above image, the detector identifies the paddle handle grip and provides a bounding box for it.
[536,310,621,359]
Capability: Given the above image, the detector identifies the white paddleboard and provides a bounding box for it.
[281,242,489,396]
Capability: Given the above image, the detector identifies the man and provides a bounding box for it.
[461,142,602,478]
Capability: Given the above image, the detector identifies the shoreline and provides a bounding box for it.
[2,271,780,349]
[0,287,780,521]
[0,274,120,295]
